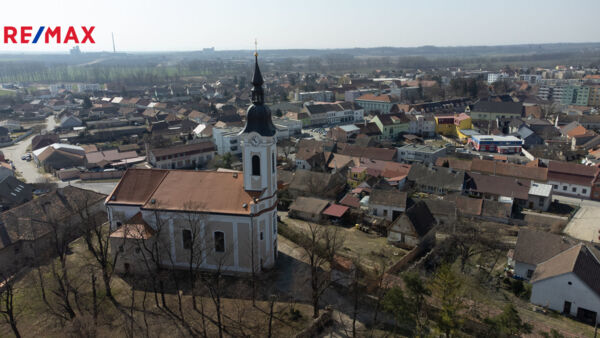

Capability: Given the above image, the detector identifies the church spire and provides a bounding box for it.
[251,40,264,105]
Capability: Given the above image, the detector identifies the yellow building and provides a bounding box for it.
[434,113,472,139]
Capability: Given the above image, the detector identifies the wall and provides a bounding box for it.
[369,203,405,222]
[548,180,592,199]
[531,273,600,323]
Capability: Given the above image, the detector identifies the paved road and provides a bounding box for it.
[3,116,57,183]
[563,204,600,244]
[3,116,118,195]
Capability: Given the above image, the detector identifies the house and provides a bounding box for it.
[336,143,397,161]
[468,101,523,121]
[371,113,411,140]
[288,197,330,223]
[0,162,14,181]
[368,189,407,222]
[0,176,32,210]
[387,201,436,249]
[530,244,600,325]
[85,149,140,169]
[287,169,347,200]
[295,139,328,171]
[327,125,361,142]
[0,186,106,276]
[407,114,436,137]
[32,143,85,171]
[0,120,21,132]
[464,172,529,209]
[547,161,600,200]
[148,141,216,169]
[469,158,548,182]
[355,93,398,114]
[516,126,544,148]
[509,229,575,280]
[396,144,446,164]
[31,134,59,151]
[106,56,279,275]
[406,164,465,195]
[212,126,243,156]
[527,182,553,211]
[59,115,83,129]
[302,102,364,127]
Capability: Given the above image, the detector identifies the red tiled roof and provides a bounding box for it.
[339,194,361,209]
[322,204,349,218]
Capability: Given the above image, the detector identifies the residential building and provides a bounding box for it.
[302,102,364,127]
[509,229,576,280]
[106,55,279,275]
[396,144,446,164]
[547,161,599,199]
[487,72,510,84]
[32,143,85,171]
[344,88,378,102]
[355,93,398,114]
[561,85,591,106]
[371,113,411,140]
[294,91,334,103]
[406,164,465,195]
[434,113,472,140]
[288,197,330,223]
[530,244,600,325]
[468,101,523,121]
[212,126,243,156]
[85,149,140,169]
[407,114,436,137]
[148,142,216,169]
[0,186,105,276]
[527,182,553,211]
[387,201,436,249]
[59,115,83,129]
[368,189,407,222]
[327,124,361,142]
[0,176,32,210]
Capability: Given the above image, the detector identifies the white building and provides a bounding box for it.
[530,244,600,325]
[212,126,243,156]
[487,72,510,84]
[303,101,364,127]
[106,56,279,275]
[368,189,407,222]
[396,144,446,164]
[295,90,334,103]
[407,114,436,137]
[344,88,378,102]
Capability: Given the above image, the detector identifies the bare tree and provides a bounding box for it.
[297,223,345,318]
[0,274,21,338]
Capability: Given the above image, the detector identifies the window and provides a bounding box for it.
[553,185,558,189]
[214,231,225,252]
[116,221,122,228]
[252,155,260,176]
[383,210,388,217]
[274,213,277,234]
[373,209,377,216]
[582,189,587,194]
[272,153,275,173]
[526,269,533,278]
[119,246,124,253]
[182,229,192,250]
[260,232,264,240]
[563,186,567,191]
[572,187,576,193]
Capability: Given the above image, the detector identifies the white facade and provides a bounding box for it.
[487,72,510,84]
[212,126,242,155]
[368,203,405,222]
[408,115,435,136]
[531,273,600,324]
[548,180,591,199]
[295,91,334,102]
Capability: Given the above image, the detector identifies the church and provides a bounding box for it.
[106,53,278,275]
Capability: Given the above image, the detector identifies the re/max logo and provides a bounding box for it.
[2,26,95,44]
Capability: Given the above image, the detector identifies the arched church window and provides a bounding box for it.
[252,155,260,176]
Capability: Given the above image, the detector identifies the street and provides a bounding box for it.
[2,116,118,195]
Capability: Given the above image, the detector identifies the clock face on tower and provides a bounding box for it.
[250,135,260,146]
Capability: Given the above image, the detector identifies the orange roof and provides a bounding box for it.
[567,125,587,138]
[356,93,392,102]
[110,213,155,239]
[108,168,259,215]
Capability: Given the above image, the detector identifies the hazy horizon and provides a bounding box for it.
[1,0,599,53]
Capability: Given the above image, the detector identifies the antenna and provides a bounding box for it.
[254,38,258,56]
[111,32,116,53]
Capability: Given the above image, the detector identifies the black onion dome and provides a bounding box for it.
[241,53,277,137]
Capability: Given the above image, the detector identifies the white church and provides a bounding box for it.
[106,53,278,274]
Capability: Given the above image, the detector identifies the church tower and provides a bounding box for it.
[240,52,278,199]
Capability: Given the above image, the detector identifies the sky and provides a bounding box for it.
[0,0,599,53]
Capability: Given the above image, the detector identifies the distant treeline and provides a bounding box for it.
[0,48,599,85]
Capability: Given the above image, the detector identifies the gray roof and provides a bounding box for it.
[407,163,465,191]
[528,182,552,197]
[289,196,329,214]
[369,189,407,208]
[0,176,32,205]
[472,101,523,115]
[513,229,575,266]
